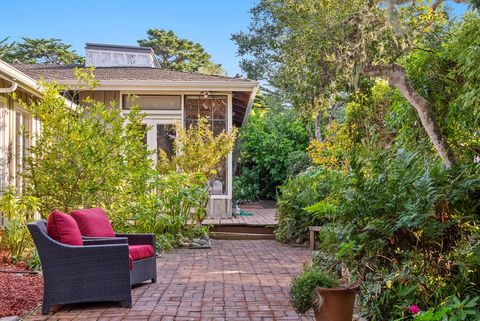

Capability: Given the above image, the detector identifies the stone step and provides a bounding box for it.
[209,224,275,235]
[210,231,276,240]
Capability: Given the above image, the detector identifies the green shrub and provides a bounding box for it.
[22,73,153,216]
[233,167,260,203]
[285,150,312,179]
[234,92,309,200]
[275,167,341,243]
[0,187,40,262]
[290,269,339,314]
[115,172,209,250]
[413,296,480,321]
[307,152,480,319]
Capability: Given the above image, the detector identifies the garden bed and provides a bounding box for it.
[0,262,43,318]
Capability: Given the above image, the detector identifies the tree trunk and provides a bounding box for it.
[364,64,456,168]
[315,112,323,142]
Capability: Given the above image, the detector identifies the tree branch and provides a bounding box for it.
[364,64,457,168]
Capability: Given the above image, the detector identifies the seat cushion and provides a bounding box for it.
[128,245,154,269]
[47,210,83,246]
[71,208,115,237]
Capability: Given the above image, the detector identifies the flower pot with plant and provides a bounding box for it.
[290,268,358,321]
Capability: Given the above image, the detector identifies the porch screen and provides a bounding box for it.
[184,95,228,195]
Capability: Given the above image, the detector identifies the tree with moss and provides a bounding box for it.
[233,0,478,168]
[138,29,225,75]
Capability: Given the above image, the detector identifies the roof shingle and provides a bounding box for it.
[11,63,254,83]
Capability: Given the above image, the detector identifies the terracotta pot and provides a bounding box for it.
[313,287,357,321]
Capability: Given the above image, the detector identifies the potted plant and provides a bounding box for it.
[290,268,358,321]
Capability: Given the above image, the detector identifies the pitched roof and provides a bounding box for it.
[11,63,254,83]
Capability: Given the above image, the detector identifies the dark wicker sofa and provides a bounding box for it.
[28,220,156,314]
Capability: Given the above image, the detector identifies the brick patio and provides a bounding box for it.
[24,240,314,321]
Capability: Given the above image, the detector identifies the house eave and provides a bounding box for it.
[57,79,259,92]
[0,60,77,108]
[0,60,44,97]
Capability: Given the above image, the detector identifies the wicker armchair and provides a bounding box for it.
[28,220,133,314]
[82,233,157,285]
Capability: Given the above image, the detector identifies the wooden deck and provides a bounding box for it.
[202,200,277,226]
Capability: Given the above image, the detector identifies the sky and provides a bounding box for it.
[0,0,469,77]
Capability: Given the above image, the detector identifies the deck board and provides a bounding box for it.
[201,201,277,226]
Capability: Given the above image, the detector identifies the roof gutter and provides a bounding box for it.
[0,60,43,97]
[0,80,18,93]
[0,60,78,108]
[55,79,260,92]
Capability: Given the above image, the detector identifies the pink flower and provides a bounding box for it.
[409,304,420,315]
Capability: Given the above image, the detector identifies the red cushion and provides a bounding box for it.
[128,245,154,269]
[47,210,83,246]
[71,208,115,237]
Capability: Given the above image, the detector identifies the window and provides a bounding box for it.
[141,124,148,146]
[123,95,181,110]
[156,124,175,160]
[184,95,228,195]
[0,98,7,193]
[14,109,33,193]
[185,95,227,135]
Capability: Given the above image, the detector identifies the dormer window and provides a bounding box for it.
[85,43,159,68]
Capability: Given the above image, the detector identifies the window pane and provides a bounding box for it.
[198,99,212,118]
[212,100,226,119]
[123,95,181,110]
[0,105,6,193]
[15,112,22,192]
[185,97,198,118]
[213,120,226,136]
[141,124,147,145]
[157,124,175,159]
[211,158,227,195]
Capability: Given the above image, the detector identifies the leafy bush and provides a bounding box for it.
[21,70,153,216]
[306,152,480,319]
[234,92,309,201]
[0,187,40,262]
[158,117,237,181]
[290,269,339,315]
[285,150,312,179]
[413,296,480,321]
[116,172,209,249]
[275,167,341,243]
[233,167,261,203]
[158,117,237,222]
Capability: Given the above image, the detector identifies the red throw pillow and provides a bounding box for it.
[71,208,115,237]
[47,210,83,246]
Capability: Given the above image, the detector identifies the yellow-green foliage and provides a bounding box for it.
[158,117,237,180]
[0,187,40,262]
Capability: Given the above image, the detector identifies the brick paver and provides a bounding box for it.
[24,240,314,321]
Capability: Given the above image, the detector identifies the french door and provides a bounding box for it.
[142,120,175,163]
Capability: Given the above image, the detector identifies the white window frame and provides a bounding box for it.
[0,96,9,193]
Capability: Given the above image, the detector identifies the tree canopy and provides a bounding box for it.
[138,29,225,75]
[0,37,83,64]
[233,0,479,168]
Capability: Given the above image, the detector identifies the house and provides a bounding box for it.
[0,61,44,194]
[12,43,259,218]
